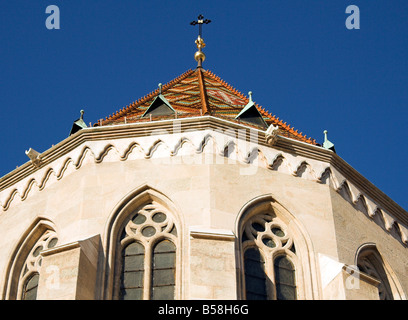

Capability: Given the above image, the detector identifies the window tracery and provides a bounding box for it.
[116,202,177,300]
[19,230,58,300]
[357,248,393,300]
[241,212,297,300]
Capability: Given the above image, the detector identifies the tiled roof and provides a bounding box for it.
[95,68,317,145]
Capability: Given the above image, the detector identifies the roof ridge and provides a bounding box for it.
[197,68,210,115]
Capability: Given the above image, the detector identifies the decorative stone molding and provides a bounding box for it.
[0,117,406,246]
[189,227,235,241]
[265,124,279,146]
[25,148,42,168]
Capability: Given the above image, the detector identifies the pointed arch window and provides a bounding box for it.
[357,246,394,300]
[241,212,297,300]
[116,202,178,300]
[151,240,176,300]
[121,242,145,300]
[17,230,58,300]
[3,219,58,300]
[22,273,40,300]
[244,247,267,300]
[274,256,296,300]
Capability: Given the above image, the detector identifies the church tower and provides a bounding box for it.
[0,16,407,300]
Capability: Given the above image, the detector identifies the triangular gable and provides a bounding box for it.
[323,130,336,153]
[69,110,87,136]
[235,93,267,128]
[142,94,175,118]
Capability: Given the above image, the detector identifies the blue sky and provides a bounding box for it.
[0,1,407,210]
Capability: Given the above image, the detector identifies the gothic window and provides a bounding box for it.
[22,273,39,300]
[241,213,297,300]
[151,240,176,299]
[244,247,267,300]
[18,230,58,300]
[117,203,178,300]
[357,247,393,300]
[121,242,145,300]
[274,256,296,300]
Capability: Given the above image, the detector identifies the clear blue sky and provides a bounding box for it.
[0,1,407,210]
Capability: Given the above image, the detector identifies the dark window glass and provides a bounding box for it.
[32,246,43,257]
[152,212,167,223]
[120,242,145,300]
[274,256,296,300]
[22,273,39,300]
[251,223,264,232]
[142,226,156,237]
[244,248,267,300]
[132,213,146,225]
[151,240,176,300]
[169,225,177,236]
[271,227,285,237]
[48,237,58,248]
[262,237,276,248]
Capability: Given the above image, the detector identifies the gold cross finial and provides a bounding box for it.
[190,14,211,38]
[190,15,211,68]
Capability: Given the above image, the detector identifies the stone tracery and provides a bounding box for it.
[116,202,178,300]
[241,211,297,300]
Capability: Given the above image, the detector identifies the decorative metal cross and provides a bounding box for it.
[190,14,211,37]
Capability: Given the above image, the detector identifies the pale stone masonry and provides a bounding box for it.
[0,115,407,300]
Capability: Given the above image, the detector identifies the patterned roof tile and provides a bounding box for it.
[96,68,316,145]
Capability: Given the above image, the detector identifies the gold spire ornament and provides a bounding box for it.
[190,14,211,68]
[194,35,206,65]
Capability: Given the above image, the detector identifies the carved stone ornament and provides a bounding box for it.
[265,124,279,145]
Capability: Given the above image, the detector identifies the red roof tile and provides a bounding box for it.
[95,68,317,145]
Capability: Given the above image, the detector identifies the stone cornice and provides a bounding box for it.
[0,116,266,190]
[276,135,408,226]
[0,116,406,241]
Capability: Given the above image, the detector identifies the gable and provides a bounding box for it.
[142,95,175,118]
[235,103,267,128]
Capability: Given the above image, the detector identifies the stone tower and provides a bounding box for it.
[0,22,407,300]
